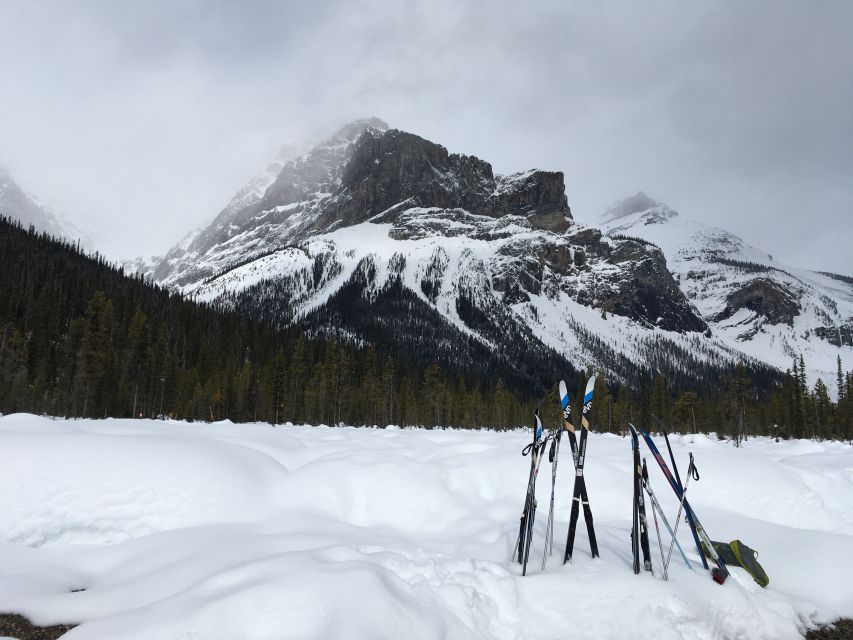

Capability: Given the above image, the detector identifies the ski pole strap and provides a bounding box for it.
[688,452,699,481]
[522,442,534,456]
[549,438,556,462]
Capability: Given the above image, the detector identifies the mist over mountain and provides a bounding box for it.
[0,167,90,248]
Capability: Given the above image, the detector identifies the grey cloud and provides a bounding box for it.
[0,0,850,272]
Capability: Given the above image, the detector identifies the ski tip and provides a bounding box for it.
[534,413,543,439]
[558,380,568,405]
[584,375,596,403]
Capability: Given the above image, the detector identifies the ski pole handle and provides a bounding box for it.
[688,452,699,481]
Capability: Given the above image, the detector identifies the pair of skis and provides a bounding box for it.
[513,412,549,575]
[628,425,652,574]
[635,424,729,585]
[515,375,599,575]
[559,376,600,564]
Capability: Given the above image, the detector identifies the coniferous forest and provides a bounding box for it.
[1,216,852,439]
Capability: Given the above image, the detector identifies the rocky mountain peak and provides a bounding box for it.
[316,126,572,232]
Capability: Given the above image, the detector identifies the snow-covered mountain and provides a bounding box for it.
[596,192,853,391]
[152,120,382,288]
[147,119,849,392]
[0,166,90,246]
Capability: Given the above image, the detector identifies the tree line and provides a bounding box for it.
[536,359,852,442]
[1,215,851,439]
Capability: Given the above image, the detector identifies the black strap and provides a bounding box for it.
[687,452,699,481]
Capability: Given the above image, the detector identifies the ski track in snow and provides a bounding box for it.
[0,415,852,639]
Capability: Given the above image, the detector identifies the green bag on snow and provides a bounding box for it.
[703,540,769,588]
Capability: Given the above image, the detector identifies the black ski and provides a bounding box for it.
[514,411,548,575]
[562,375,599,563]
[628,424,652,574]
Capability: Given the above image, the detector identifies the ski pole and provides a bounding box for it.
[542,432,560,570]
[664,452,698,574]
[643,459,668,580]
[647,486,692,570]
[523,431,549,574]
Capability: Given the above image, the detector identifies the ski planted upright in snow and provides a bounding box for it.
[628,424,652,574]
[514,411,549,575]
[562,376,599,563]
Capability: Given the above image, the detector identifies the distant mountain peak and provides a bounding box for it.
[324,117,389,146]
[597,196,853,395]
[604,191,669,220]
[0,167,90,246]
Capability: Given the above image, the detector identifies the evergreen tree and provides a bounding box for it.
[650,375,669,425]
[288,337,307,422]
[673,391,698,433]
[1,215,850,439]
[813,378,831,441]
[380,355,395,427]
[423,364,444,427]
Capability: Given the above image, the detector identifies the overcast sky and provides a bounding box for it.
[1,0,851,272]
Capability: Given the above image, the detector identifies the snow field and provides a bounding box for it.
[0,414,852,639]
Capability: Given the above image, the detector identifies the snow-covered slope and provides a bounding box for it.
[197,214,744,388]
[161,121,761,390]
[152,119,388,288]
[597,193,853,392]
[1,414,852,638]
[0,167,90,246]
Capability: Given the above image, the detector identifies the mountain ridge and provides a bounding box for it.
[123,120,851,394]
[596,192,853,393]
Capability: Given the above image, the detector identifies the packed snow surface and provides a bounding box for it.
[1,415,852,639]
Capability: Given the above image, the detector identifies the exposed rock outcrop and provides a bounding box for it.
[716,278,800,326]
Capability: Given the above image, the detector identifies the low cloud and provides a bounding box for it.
[1,0,850,272]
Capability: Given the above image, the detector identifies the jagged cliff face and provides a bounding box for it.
[597,193,853,392]
[320,128,572,234]
[154,119,575,288]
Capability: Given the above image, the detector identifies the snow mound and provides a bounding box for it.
[0,415,851,639]
[0,420,289,546]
